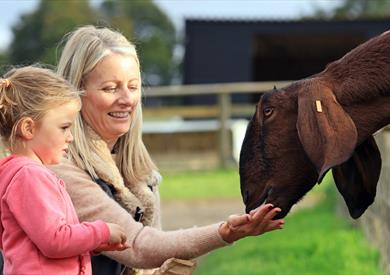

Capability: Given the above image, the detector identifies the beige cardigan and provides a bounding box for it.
[49,160,228,269]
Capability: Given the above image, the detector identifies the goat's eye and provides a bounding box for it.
[263,107,273,117]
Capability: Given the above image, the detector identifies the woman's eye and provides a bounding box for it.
[263,107,273,117]
[129,85,138,92]
[103,87,117,93]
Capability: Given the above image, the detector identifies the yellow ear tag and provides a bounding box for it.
[315,100,322,113]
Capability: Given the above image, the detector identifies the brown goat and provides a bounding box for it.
[239,30,390,219]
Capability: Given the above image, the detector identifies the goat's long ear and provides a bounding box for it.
[332,136,381,219]
[296,82,358,181]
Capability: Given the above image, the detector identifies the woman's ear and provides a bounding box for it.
[18,117,36,140]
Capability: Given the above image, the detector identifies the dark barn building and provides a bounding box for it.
[183,18,390,105]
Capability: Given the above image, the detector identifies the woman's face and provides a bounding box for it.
[82,53,140,146]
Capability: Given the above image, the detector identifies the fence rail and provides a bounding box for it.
[143,81,293,168]
[143,81,292,97]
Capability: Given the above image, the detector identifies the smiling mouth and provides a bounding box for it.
[108,112,130,118]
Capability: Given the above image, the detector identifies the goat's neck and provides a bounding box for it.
[343,95,390,144]
[324,31,390,103]
[321,31,390,144]
[320,40,390,144]
[327,71,390,144]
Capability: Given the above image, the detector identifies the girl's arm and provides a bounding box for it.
[5,166,110,258]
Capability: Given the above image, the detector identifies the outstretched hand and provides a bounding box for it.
[218,203,284,243]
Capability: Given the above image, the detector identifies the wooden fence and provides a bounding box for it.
[0,81,292,167]
[142,81,292,168]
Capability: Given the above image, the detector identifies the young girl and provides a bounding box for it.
[0,66,129,275]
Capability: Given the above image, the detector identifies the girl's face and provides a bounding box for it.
[28,101,80,165]
[82,53,141,147]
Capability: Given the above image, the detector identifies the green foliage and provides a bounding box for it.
[311,0,390,19]
[8,0,176,84]
[0,51,10,75]
[100,0,176,85]
[195,183,380,275]
[10,0,97,65]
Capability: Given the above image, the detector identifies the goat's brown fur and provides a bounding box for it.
[240,30,390,219]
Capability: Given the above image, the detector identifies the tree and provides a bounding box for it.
[100,0,176,85]
[311,0,390,19]
[9,0,176,85]
[0,51,9,75]
[9,0,97,65]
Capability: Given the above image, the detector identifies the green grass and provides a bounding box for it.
[159,168,241,200]
[196,178,380,275]
[159,168,328,201]
[159,169,381,275]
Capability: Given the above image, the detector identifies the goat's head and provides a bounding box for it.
[240,78,381,219]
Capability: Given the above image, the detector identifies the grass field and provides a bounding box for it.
[159,168,241,200]
[159,169,381,275]
[159,168,327,201]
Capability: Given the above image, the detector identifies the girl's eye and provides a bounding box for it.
[263,107,273,117]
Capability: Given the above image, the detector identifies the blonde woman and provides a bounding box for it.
[50,25,285,275]
[0,66,129,275]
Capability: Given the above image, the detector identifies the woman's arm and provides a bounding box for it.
[50,161,228,268]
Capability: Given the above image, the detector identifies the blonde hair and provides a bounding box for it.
[0,65,80,151]
[57,25,157,184]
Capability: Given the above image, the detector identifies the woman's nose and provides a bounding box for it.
[118,87,137,106]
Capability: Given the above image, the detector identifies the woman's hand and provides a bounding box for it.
[218,203,284,243]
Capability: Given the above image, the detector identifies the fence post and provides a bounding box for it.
[357,126,390,273]
[218,93,231,168]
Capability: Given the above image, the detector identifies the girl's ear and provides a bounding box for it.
[18,117,36,140]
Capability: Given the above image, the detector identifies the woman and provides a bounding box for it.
[50,25,284,275]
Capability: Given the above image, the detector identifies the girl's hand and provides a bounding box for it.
[93,223,130,253]
[218,203,284,243]
[93,242,129,254]
[107,222,128,244]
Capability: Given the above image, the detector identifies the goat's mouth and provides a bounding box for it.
[245,186,291,219]
[245,187,271,214]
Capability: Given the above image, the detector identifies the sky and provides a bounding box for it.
[0,0,341,51]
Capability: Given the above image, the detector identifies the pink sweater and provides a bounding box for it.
[0,155,110,275]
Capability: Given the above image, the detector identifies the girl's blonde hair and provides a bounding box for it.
[0,66,80,151]
[57,25,157,184]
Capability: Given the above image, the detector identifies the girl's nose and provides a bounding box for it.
[66,132,74,143]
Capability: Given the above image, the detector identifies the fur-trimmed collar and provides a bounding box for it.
[86,125,161,227]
